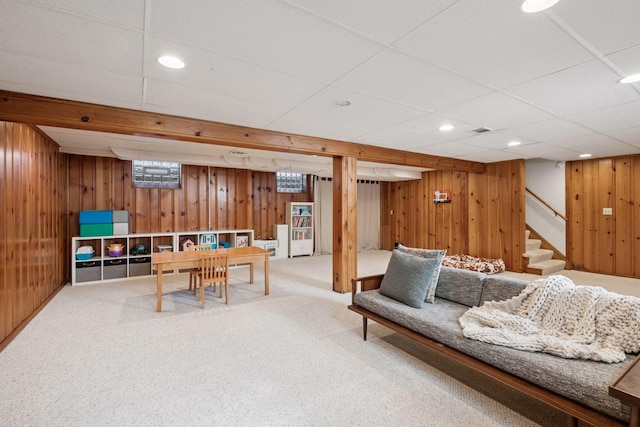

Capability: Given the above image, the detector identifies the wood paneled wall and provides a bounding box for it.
[1,122,69,345]
[381,160,526,272]
[567,155,640,277]
[68,155,313,240]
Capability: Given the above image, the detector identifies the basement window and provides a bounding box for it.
[132,160,181,189]
[277,172,306,193]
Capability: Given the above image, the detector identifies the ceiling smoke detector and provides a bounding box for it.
[472,127,492,134]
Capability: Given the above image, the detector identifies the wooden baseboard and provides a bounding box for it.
[0,283,67,353]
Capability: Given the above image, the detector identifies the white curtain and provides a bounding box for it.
[313,177,380,254]
[357,181,380,251]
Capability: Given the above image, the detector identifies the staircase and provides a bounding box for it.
[524,230,566,275]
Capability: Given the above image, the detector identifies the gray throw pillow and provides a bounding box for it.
[379,250,440,309]
[397,244,446,303]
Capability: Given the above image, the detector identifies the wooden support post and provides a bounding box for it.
[333,156,357,293]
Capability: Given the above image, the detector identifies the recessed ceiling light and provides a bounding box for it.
[439,124,454,131]
[579,153,592,158]
[521,0,560,13]
[335,100,352,107]
[619,73,640,84]
[158,56,185,69]
[507,141,522,147]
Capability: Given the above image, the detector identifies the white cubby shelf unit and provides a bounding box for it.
[71,229,254,285]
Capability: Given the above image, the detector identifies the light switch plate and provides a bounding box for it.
[603,207,612,215]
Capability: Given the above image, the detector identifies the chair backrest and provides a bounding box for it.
[199,252,228,283]
[190,243,214,251]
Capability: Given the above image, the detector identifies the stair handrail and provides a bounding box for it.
[525,187,567,222]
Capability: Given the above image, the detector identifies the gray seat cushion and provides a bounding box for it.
[354,289,632,422]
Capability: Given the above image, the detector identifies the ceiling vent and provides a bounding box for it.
[472,127,492,133]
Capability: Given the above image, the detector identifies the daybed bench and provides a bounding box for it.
[349,259,640,427]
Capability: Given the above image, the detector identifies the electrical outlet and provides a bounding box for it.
[603,207,612,215]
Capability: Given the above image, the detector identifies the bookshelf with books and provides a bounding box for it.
[286,202,314,257]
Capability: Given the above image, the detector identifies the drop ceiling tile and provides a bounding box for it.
[552,0,640,55]
[0,51,143,108]
[567,101,640,132]
[149,0,384,82]
[608,127,640,146]
[27,0,145,29]
[285,0,458,44]
[295,86,426,127]
[505,60,640,116]
[507,143,582,161]
[438,92,553,130]
[143,79,289,128]
[606,45,640,77]
[0,0,143,75]
[335,49,493,111]
[455,150,529,163]
[394,0,592,89]
[266,109,382,141]
[145,37,327,108]
[556,133,632,152]
[394,113,479,140]
[456,132,536,150]
[415,141,488,156]
[588,144,640,158]
[503,119,593,143]
[354,128,443,151]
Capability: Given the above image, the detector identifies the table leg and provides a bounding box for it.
[157,268,163,312]
[249,262,254,284]
[631,406,639,427]
[264,255,269,295]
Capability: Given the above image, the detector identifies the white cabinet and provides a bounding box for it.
[286,202,314,257]
[71,229,254,285]
[273,224,288,259]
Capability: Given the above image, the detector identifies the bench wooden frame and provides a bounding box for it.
[348,274,637,427]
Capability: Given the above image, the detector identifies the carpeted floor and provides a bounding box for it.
[2,251,637,426]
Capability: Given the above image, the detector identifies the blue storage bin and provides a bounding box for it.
[79,210,113,224]
[76,252,94,260]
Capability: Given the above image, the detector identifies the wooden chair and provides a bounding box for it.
[195,252,229,308]
[188,244,215,292]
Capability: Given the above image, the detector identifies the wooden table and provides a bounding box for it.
[152,246,270,312]
[610,355,640,427]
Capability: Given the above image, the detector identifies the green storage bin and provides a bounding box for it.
[79,223,113,237]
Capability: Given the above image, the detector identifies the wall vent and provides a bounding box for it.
[472,127,492,133]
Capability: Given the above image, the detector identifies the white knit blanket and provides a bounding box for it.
[458,275,640,363]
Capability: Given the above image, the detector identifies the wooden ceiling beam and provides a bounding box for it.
[0,90,485,174]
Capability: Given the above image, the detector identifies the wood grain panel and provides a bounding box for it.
[1,121,68,346]
[67,156,313,243]
[615,158,633,276]
[381,161,525,271]
[567,155,640,278]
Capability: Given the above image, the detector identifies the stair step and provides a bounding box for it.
[526,238,541,252]
[523,248,554,264]
[527,259,566,275]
